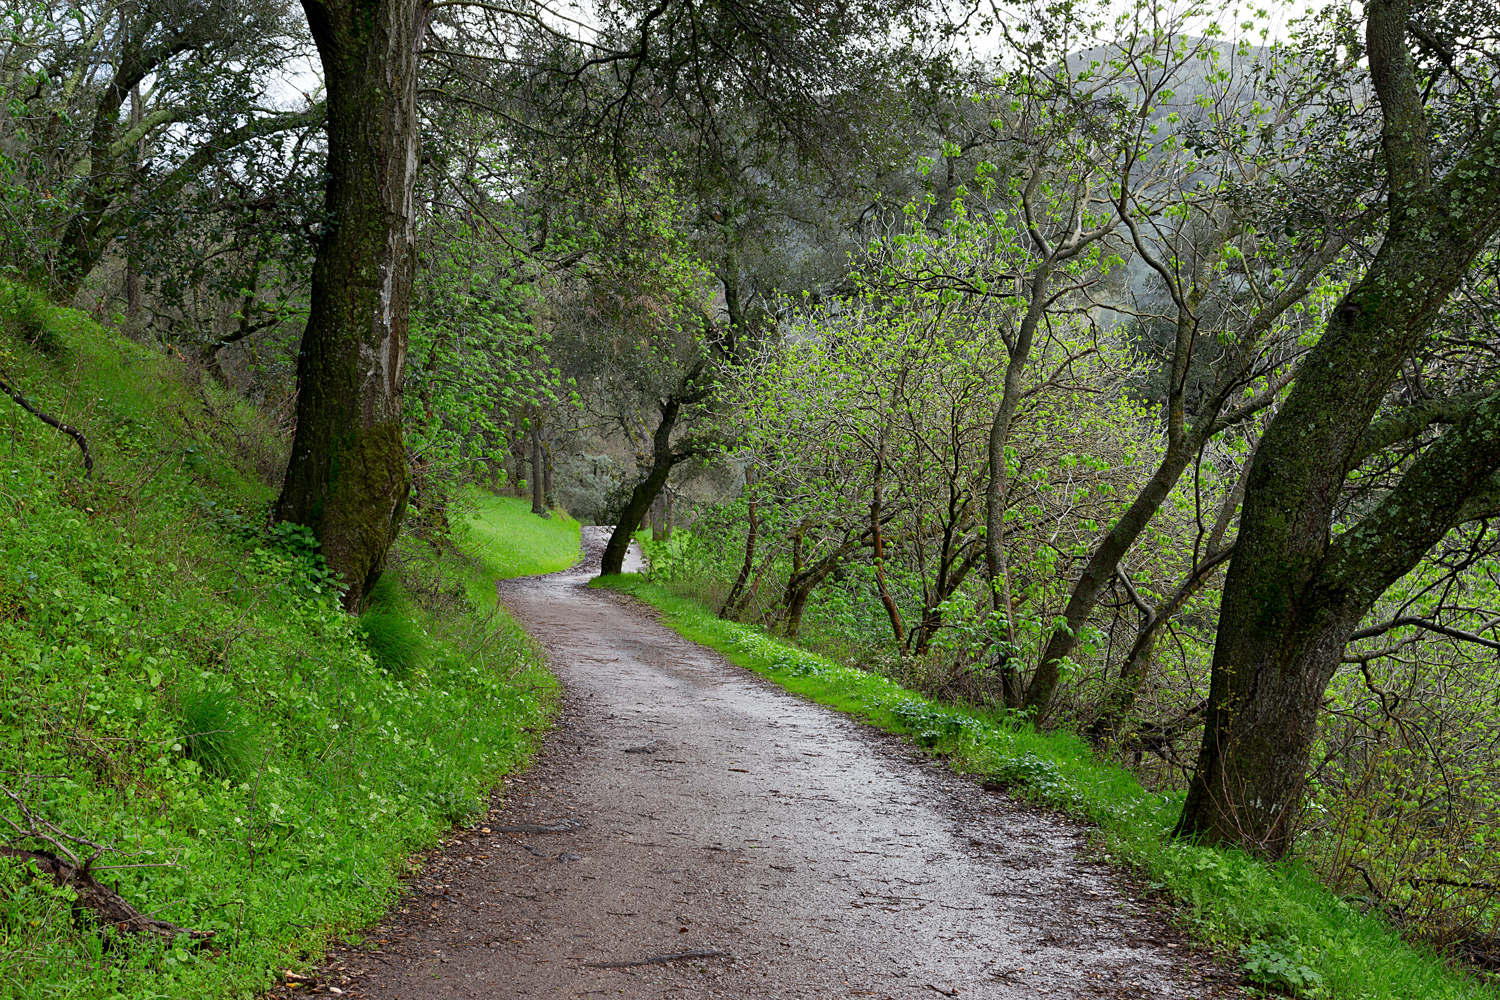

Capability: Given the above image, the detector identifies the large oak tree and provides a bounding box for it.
[276,0,424,610]
[1175,0,1500,856]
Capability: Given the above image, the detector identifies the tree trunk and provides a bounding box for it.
[1090,458,1249,742]
[654,489,673,542]
[778,534,861,641]
[1024,439,1195,715]
[985,274,1048,705]
[124,83,143,325]
[601,397,685,575]
[1179,393,1500,855]
[531,414,546,516]
[510,434,526,496]
[720,466,758,617]
[870,430,905,647]
[543,436,555,507]
[275,0,423,612]
[1176,0,1500,854]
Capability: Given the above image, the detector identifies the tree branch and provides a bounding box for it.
[0,375,93,477]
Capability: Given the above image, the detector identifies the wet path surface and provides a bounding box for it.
[326,530,1242,999]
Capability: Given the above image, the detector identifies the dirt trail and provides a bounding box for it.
[326,529,1242,999]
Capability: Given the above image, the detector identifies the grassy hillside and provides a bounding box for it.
[0,282,559,999]
[460,494,581,580]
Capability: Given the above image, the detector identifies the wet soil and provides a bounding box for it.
[308,529,1245,999]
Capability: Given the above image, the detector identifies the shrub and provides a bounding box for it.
[0,284,66,358]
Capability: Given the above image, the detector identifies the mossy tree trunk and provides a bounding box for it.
[1175,0,1500,855]
[276,0,424,611]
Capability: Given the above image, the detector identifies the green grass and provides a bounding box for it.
[594,573,1497,1000]
[459,493,581,579]
[0,280,558,999]
[177,684,262,784]
[357,575,428,678]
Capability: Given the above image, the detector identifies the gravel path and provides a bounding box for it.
[313,528,1243,999]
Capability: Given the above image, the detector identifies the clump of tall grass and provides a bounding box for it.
[177,684,259,782]
[359,574,427,677]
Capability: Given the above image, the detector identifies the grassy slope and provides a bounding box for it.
[0,283,560,999]
[459,494,581,581]
[595,574,1495,1000]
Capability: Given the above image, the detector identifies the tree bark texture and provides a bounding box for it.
[276,0,424,611]
[1176,0,1500,855]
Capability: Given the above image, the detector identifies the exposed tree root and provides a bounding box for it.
[1,779,209,946]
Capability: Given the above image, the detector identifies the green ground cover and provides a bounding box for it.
[595,572,1496,1000]
[0,282,558,999]
[459,493,581,581]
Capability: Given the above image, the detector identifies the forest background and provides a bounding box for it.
[3,0,1500,993]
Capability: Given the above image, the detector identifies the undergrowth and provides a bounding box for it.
[594,573,1498,1000]
[0,282,558,999]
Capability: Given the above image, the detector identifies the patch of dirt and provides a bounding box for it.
[300,529,1245,999]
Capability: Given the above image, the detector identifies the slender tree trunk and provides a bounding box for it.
[871,430,905,647]
[601,398,683,575]
[510,434,526,496]
[531,414,546,516]
[1024,439,1196,714]
[985,268,1050,705]
[1090,453,1250,742]
[124,83,143,325]
[720,466,758,618]
[1087,545,1232,743]
[656,488,673,542]
[542,436,555,507]
[275,0,423,611]
[736,540,782,618]
[776,530,860,640]
[1176,0,1500,854]
[783,583,814,640]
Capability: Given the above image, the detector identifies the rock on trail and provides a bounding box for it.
[322,528,1242,999]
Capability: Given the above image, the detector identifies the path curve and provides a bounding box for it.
[330,529,1242,999]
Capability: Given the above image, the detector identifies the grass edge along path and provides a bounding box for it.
[593,574,1494,1000]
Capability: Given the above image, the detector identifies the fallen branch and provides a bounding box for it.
[0,847,212,945]
[1,779,209,945]
[0,375,93,477]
